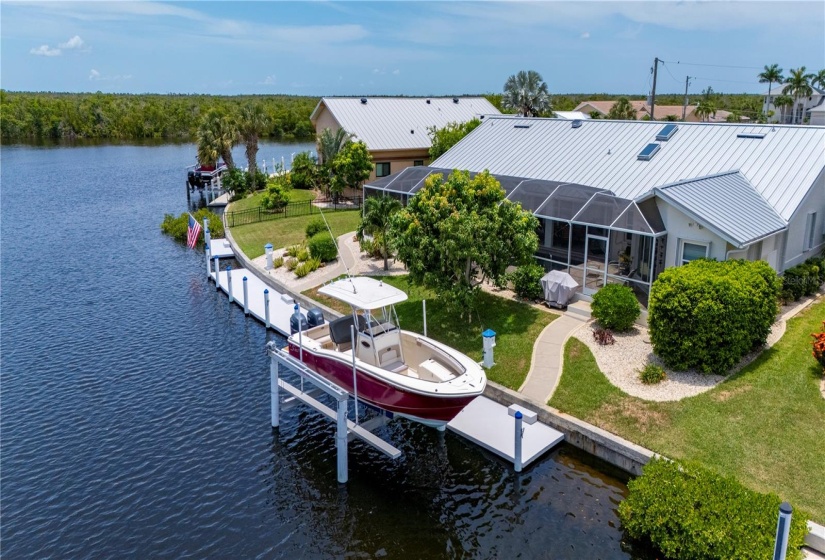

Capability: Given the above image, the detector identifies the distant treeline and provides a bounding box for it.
[485,92,765,119]
[0,91,318,142]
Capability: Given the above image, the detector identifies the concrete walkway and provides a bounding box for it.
[518,313,587,404]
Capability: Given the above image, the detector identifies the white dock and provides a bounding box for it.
[209,238,234,258]
[207,192,230,207]
[211,267,295,336]
[448,396,564,469]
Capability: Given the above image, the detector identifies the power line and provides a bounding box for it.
[659,59,763,71]
[691,76,761,86]
[661,61,684,85]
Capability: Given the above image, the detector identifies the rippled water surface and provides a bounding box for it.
[1,143,649,559]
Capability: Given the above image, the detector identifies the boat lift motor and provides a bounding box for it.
[482,329,496,368]
[306,308,325,328]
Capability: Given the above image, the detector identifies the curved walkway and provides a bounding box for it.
[518,313,586,404]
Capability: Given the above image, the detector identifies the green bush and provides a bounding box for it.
[272,256,284,269]
[591,284,640,332]
[782,257,825,301]
[295,257,321,278]
[160,208,224,247]
[618,458,809,560]
[639,363,666,384]
[305,218,326,239]
[510,263,544,300]
[285,258,298,271]
[649,260,781,374]
[285,244,302,258]
[261,174,290,211]
[296,248,310,262]
[308,232,338,262]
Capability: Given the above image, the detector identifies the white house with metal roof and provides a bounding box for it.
[763,84,825,124]
[310,97,500,181]
[364,117,825,303]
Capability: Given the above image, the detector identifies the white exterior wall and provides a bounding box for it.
[781,171,825,269]
[654,199,730,267]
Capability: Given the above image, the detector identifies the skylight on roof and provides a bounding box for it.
[737,133,766,139]
[637,143,661,161]
[656,124,678,141]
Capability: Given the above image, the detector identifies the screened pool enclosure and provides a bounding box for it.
[364,167,668,304]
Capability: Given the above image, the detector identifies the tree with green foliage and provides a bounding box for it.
[783,67,815,123]
[289,151,320,190]
[427,118,481,160]
[390,170,538,315]
[694,100,716,122]
[160,208,223,247]
[238,104,268,173]
[758,63,784,118]
[813,68,825,90]
[197,108,236,169]
[359,196,402,270]
[261,168,291,211]
[773,94,794,123]
[317,127,351,166]
[330,140,373,196]
[606,97,636,120]
[502,70,551,117]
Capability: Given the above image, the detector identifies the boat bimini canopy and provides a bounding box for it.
[318,277,408,310]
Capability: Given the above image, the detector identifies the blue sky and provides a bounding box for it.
[1,1,823,96]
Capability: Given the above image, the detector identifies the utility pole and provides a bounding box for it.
[682,75,691,121]
[650,57,660,121]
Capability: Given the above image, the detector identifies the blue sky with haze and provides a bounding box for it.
[1,1,823,96]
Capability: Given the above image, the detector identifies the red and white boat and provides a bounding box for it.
[287,277,486,428]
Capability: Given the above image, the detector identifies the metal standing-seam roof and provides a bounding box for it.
[431,117,825,221]
[310,97,500,152]
[651,171,788,247]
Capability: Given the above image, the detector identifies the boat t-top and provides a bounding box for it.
[287,276,487,428]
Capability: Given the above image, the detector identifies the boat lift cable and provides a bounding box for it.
[316,204,358,294]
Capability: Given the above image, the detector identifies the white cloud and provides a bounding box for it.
[30,44,61,56]
[261,75,277,85]
[580,31,590,39]
[89,68,131,81]
[392,69,400,75]
[89,69,100,80]
[59,35,84,49]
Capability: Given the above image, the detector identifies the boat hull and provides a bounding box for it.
[288,342,478,426]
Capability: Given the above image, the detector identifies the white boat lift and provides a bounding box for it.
[267,343,401,483]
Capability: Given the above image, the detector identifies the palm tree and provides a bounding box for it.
[758,64,783,119]
[196,127,219,168]
[607,97,636,120]
[360,195,402,270]
[783,67,814,124]
[773,95,794,124]
[502,70,551,117]
[317,127,351,166]
[812,69,825,90]
[694,100,716,122]
[197,108,236,169]
[237,104,268,173]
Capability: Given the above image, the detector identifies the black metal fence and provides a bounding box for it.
[225,196,362,227]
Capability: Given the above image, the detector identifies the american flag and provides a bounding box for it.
[186,213,202,249]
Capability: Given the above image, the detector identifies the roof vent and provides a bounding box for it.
[480,115,485,119]
[514,124,530,129]
[360,98,368,104]
[453,98,459,103]
[656,123,678,141]
[571,120,582,128]
[637,143,661,161]
[737,133,765,139]
[410,129,414,134]
[426,99,431,104]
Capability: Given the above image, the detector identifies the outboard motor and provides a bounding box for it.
[290,311,308,335]
[306,308,325,328]
[187,170,197,189]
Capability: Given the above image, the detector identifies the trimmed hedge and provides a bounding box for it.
[618,458,809,560]
[305,218,326,239]
[782,256,824,301]
[308,232,338,262]
[649,260,781,374]
[591,284,640,331]
[510,263,544,300]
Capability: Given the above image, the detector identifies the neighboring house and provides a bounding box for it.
[310,97,500,181]
[573,100,743,122]
[763,84,825,124]
[810,104,825,126]
[365,118,825,304]
[553,111,591,120]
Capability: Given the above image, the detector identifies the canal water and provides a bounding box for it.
[1,142,651,559]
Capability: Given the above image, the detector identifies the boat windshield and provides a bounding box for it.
[357,305,400,337]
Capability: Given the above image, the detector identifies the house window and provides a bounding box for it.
[680,240,709,265]
[805,212,818,250]
[375,162,391,177]
[413,160,424,167]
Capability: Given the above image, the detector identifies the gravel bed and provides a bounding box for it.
[574,320,785,402]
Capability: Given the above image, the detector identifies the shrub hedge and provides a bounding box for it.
[305,218,327,239]
[591,284,640,331]
[648,260,781,374]
[618,458,809,560]
[308,232,338,262]
[782,256,825,301]
[160,208,223,247]
[510,263,544,300]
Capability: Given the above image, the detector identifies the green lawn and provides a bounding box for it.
[304,275,557,390]
[550,301,825,522]
[230,209,361,258]
[229,188,317,212]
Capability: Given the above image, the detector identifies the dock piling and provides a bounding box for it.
[264,289,270,328]
[508,405,538,472]
[227,266,233,303]
[270,349,280,428]
[214,257,220,289]
[206,247,211,276]
[336,399,348,483]
[204,227,211,247]
[243,276,249,315]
